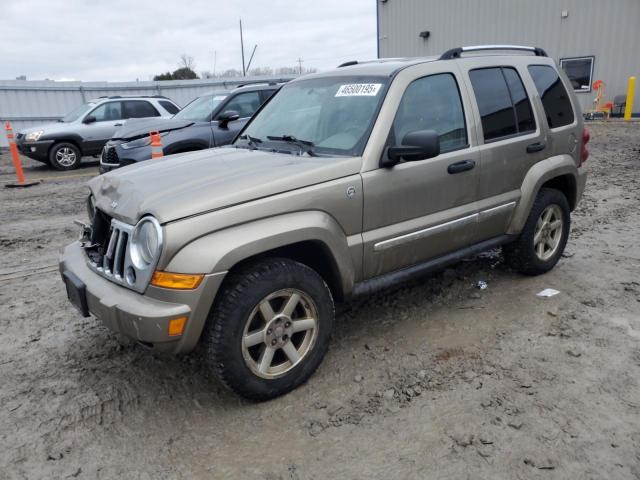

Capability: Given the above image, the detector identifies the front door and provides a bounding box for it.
[81,101,125,155]
[362,71,481,278]
[212,91,262,146]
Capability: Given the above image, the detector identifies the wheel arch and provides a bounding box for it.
[48,137,83,156]
[508,155,579,235]
[162,211,356,302]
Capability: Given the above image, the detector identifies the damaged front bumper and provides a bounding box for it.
[59,241,226,353]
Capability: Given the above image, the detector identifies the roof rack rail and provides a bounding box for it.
[440,45,547,60]
[96,95,170,100]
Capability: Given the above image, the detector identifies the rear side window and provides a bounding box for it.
[528,65,575,128]
[123,101,160,118]
[391,73,467,152]
[159,100,180,115]
[469,67,536,142]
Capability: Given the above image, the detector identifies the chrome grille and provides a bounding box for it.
[102,225,130,279]
[85,216,157,293]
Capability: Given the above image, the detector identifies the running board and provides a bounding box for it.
[351,235,514,298]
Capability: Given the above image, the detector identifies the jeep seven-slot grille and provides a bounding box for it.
[102,226,129,278]
[85,210,137,289]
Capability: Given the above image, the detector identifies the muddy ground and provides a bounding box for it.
[1,121,639,479]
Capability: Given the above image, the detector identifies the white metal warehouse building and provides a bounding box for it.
[376,0,640,115]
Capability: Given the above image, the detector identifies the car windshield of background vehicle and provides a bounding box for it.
[60,102,95,122]
[237,76,389,156]
[172,94,228,121]
[560,56,594,92]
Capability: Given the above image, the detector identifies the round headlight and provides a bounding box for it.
[130,217,162,269]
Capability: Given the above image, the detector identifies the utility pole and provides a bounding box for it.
[246,45,258,73]
[239,19,246,77]
[297,57,304,75]
[213,50,217,77]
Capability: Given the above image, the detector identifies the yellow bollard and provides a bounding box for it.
[624,76,636,121]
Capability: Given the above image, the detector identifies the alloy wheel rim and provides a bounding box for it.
[534,204,563,261]
[56,147,77,167]
[241,288,318,379]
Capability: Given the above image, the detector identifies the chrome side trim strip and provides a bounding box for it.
[373,202,517,252]
[374,213,477,252]
[478,201,516,219]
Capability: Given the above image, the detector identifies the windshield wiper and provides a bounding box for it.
[238,134,263,150]
[267,135,316,156]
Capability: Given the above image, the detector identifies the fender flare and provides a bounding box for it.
[164,210,356,297]
[508,154,578,234]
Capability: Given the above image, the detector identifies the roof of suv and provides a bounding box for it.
[301,45,550,79]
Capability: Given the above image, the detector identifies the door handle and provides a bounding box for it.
[526,141,546,153]
[447,159,476,174]
[114,123,123,127]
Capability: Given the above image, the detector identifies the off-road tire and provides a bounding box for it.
[202,258,334,401]
[503,188,571,275]
[49,142,81,171]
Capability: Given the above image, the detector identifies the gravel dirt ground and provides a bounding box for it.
[1,122,639,479]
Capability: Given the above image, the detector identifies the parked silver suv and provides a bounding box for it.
[17,95,179,170]
[60,46,589,400]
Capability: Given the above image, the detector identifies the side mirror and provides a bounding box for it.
[217,110,240,129]
[83,115,96,124]
[381,130,440,167]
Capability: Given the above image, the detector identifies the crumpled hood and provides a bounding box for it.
[112,118,195,141]
[89,147,361,225]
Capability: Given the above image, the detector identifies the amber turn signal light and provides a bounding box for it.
[168,316,187,336]
[151,271,204,290]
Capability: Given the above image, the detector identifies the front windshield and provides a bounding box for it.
[237,76,388,156]
[173,94,228,122]
[61,102,95,122]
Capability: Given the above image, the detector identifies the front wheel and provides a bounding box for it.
[503,187,570,275]
[202,258,334,401]
[49,142,81,170]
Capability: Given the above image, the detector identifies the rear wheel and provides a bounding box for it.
[49,142,81,170]
[503,188,570,275]
[202,258,334,400]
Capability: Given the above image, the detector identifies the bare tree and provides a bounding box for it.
[179,54,196,71]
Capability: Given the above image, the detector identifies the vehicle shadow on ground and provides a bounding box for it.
[67,250,513,410]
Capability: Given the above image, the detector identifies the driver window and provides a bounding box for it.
[223,92,261,118]
[89,102,123,122]
[391,74,467,153]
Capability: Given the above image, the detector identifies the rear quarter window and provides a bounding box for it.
[527,65,575,128]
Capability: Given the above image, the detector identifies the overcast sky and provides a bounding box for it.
[3,0,377,82]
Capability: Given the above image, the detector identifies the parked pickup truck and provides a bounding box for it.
[60,45,588,400]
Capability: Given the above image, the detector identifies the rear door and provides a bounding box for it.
[459,58,547,240]
[212,91,262,146]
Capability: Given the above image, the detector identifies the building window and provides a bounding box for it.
[560,56,594,93]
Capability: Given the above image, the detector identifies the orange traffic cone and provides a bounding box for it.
[4,121,38,188]
[150,131,163,159]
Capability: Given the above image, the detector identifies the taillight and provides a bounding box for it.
[580,128,590,166]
